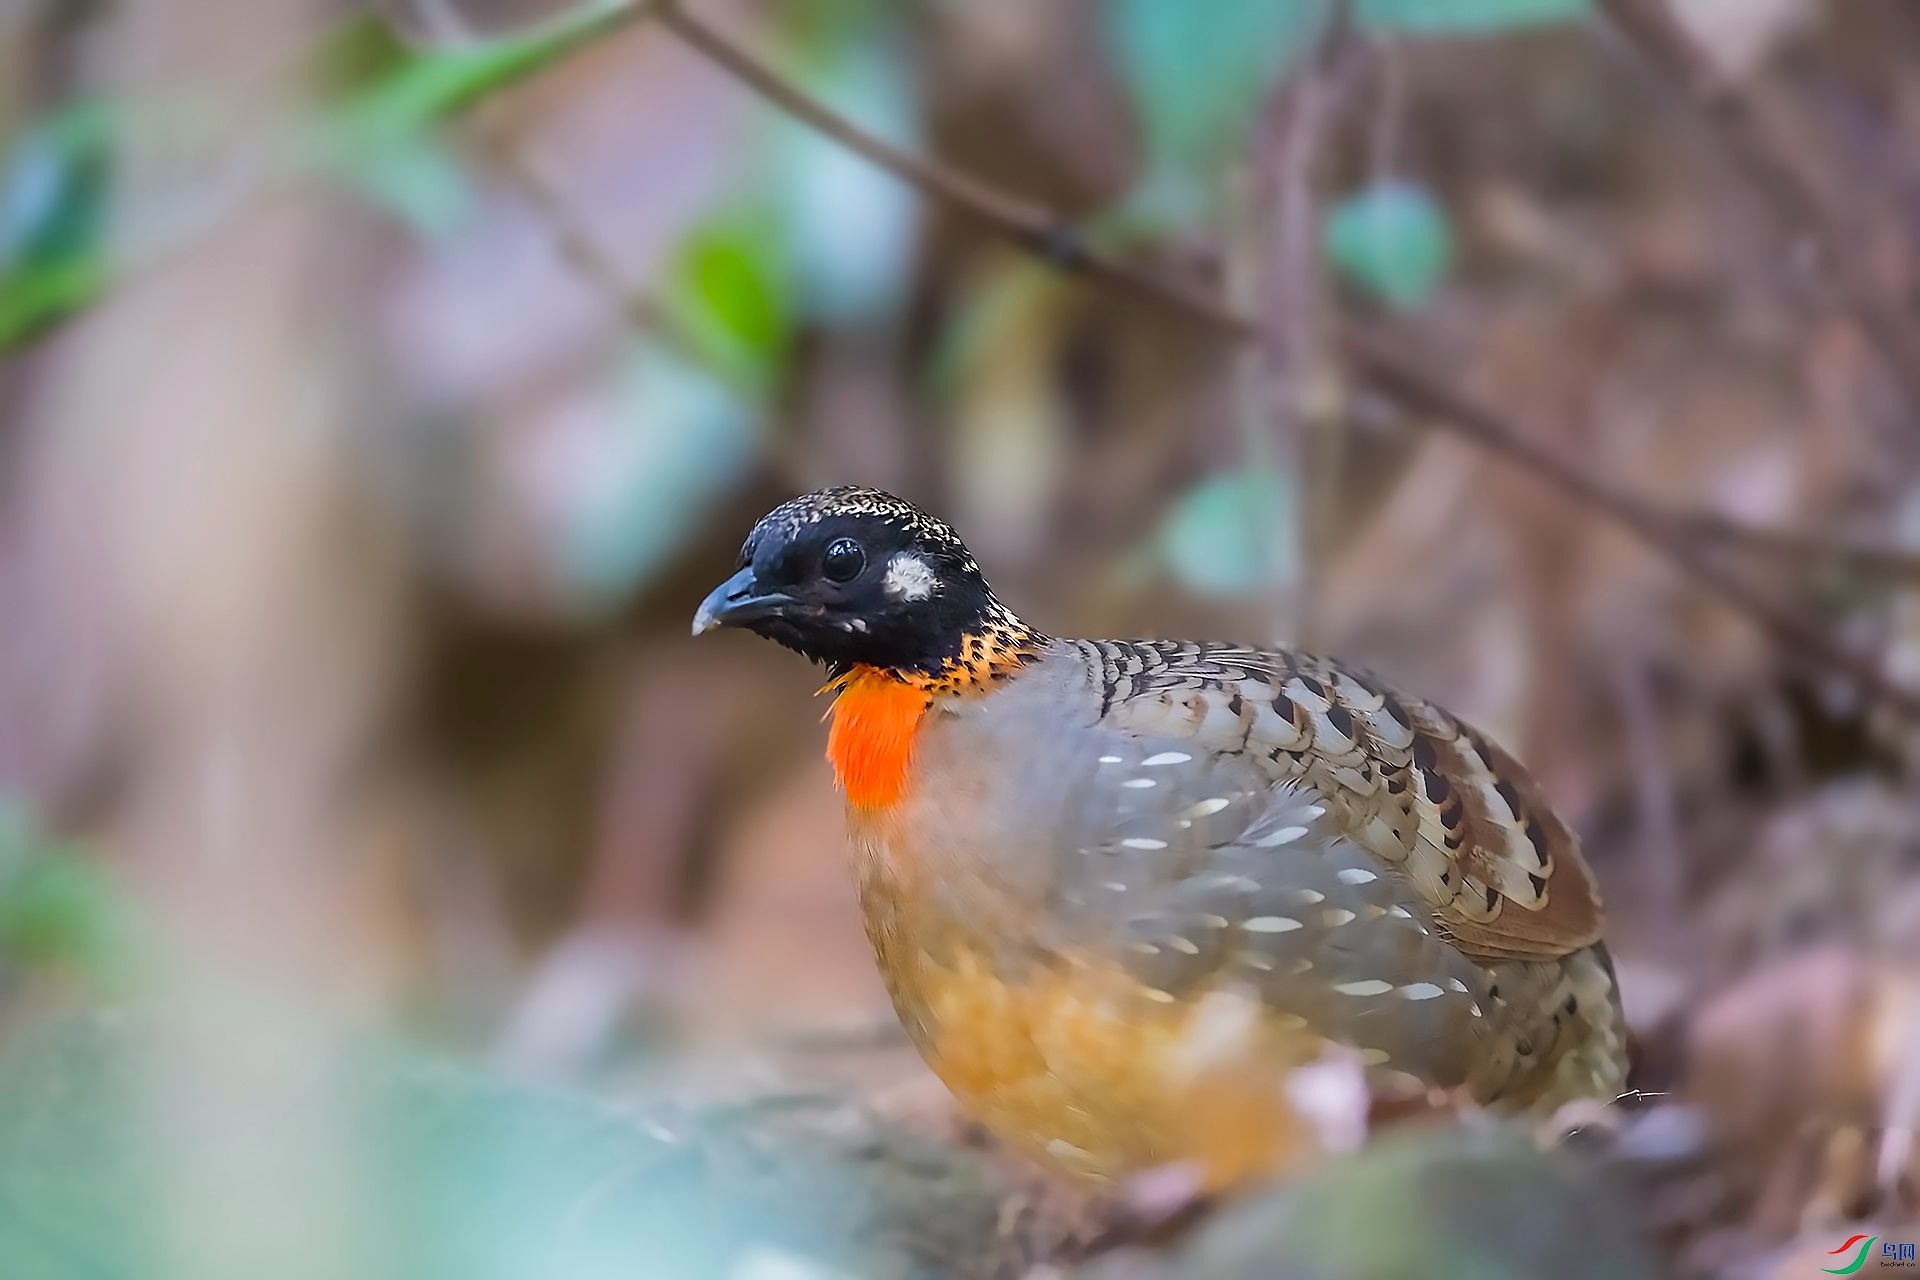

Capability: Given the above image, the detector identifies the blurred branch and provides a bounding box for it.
[1598,0,1920,416]
[1250,8,1363,645]
[1674,511,1920,583]
[652,0,1244,336]
[472,120,694,355]
[649,0,1920,722]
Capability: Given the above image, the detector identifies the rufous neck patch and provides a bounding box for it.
[825,667,931,810]
[823,620,1045,809]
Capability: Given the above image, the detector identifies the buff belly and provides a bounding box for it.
[862,896,1333,1187]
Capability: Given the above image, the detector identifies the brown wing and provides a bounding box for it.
[1077,640,1603,965]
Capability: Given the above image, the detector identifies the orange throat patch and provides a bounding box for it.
[823,619,1045,810]
[824,668,930,810]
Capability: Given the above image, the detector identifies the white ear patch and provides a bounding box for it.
[882,552,940,601]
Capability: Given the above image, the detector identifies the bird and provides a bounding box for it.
[692,485,1627,1188]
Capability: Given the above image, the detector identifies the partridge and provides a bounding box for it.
[693,486,1626,1187]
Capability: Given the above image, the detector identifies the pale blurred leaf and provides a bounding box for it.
[1106,0,1331,223]
[350,135,478,236]
[1159,468,1300,599]
[1324,180,1453,309]
[931,262,1075,563]
[0,1017,1004,1280]
[552,345,761,608]
[1357,0,1591,34]
[773,33,920,327]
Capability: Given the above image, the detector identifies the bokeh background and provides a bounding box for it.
[4,1,1920,1276]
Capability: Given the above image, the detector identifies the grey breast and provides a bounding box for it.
[920,641,1499,1090]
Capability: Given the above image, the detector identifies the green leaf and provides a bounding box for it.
[375,0,631,47]
[1158,468,1299,599]
[0,804,131,982]
[1106,0,1331,223]
[0,256,110,350]
[663,211,791,389]
[0,101,114,350]
[314,7,630,163]
[1324,180,1453,309]
[1358,0,1591,34]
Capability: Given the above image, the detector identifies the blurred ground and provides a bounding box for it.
[5,0,1920,1276]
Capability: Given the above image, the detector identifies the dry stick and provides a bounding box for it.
[651,1,1920,720]
[1598,0,1920,416]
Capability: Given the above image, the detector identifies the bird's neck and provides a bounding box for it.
[824,607,1047,810]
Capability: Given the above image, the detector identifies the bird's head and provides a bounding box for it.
[692,486,1037,676]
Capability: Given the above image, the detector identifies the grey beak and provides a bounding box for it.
[692,566,794,636]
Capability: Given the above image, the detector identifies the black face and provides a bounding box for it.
[691,487,997,672]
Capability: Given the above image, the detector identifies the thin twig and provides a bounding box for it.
[1598,0,1920,416]
[476,121,693,352]
[650,0,1920,720]
[1348,331,1920,717]
[654,0,1256,340]
[474,115,815,483]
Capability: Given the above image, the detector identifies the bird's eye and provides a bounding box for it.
[821,536,865,583]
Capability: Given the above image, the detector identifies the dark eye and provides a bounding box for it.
[821,536,865,583]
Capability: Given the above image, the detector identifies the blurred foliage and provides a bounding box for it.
[0,0,1602,351]
[0,802,130,986]
[768,23,920,329]
[0,100,112,349]
[0,1016,1006,1280]
[307,8,624,161]
[1157,468,1302,599]
[554,345,760,608]
[0,7,628,350]
[1105,0,1330,224]
[1324,180,1454,310]
[1357,0,1592,34]
[350,135,480,237]
[664,207,793,389]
